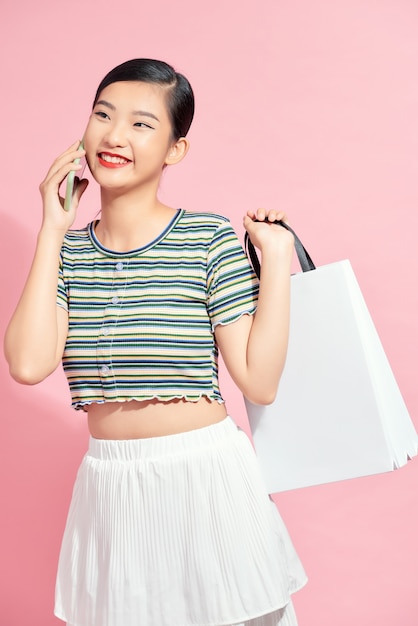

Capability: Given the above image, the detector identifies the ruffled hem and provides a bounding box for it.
[75,393,225,412]
[211,307,257,332]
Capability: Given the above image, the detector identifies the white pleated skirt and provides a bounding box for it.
[55,417,307,626]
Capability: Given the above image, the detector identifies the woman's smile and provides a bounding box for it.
[98,151,132,168]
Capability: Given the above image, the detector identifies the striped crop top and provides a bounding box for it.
[57,209,259,410]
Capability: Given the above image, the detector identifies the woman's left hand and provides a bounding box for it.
[243,208,294,254]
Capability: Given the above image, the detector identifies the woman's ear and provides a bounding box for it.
[165,137,190,166]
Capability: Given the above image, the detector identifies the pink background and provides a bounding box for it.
[1,1,418,625]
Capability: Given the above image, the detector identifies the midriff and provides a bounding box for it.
[87,397,228,440]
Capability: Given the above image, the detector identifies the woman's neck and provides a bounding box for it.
[95,189,177,252]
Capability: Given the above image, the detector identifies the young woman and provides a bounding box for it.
[4,59,307,626]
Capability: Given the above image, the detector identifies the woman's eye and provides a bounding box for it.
[94,111,109,120]
[134,122,153,129]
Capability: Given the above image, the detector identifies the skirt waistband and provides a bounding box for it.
[87,416,238,461]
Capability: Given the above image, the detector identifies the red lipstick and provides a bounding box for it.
[98,152,132,169]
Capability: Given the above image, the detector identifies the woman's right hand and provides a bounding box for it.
[39,140,88,231]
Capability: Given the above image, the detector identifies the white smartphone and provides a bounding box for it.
[64,142,87,211]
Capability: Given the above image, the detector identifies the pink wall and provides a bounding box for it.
[1,1,418,625]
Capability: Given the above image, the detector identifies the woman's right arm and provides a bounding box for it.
[4,141,88,384]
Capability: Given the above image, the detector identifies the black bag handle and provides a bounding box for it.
[244,219,316,278]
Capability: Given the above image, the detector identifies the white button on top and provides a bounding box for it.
[116,262,124,271]
[100,365,110,376]
[102,327,110,336]
[111,296,119,305]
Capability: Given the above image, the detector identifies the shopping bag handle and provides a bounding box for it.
[244,220,316,278]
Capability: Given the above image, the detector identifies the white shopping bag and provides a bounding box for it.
[244,224,418,493]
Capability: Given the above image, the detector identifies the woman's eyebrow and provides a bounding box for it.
[132,110,160,122]
[95,99,159,122]
[96,99,116,110]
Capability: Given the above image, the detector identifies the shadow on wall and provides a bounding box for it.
[0,212,88,626]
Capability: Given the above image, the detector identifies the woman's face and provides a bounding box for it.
[83,80,180,193]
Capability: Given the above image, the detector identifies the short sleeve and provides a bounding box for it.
[56,252,68,312]
[207,220,259,329]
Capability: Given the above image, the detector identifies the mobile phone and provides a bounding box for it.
[64,142,87,211]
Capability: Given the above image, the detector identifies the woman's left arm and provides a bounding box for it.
[215,208,294,405]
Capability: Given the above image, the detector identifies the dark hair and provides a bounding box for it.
[93,58,195,140]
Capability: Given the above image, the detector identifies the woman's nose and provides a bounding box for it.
[102,122,128,148]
